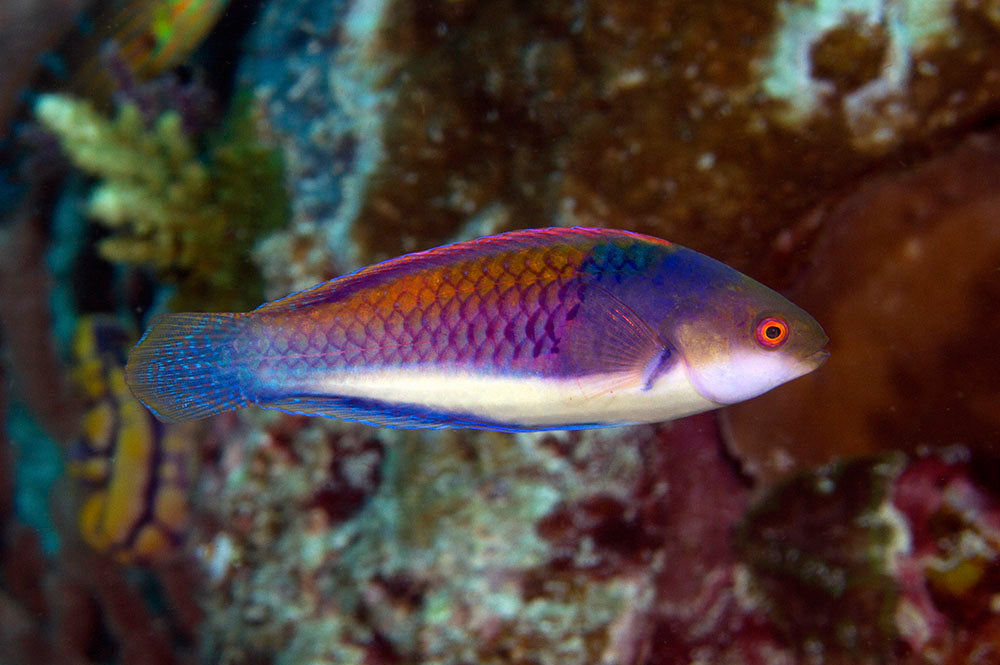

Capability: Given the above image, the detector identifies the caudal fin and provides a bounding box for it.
[125,313,248,422]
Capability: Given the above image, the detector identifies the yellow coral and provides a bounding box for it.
[35,93,288,310]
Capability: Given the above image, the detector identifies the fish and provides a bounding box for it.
[69,316,193,564]
[126,227,829,431]
[37,0,229,107]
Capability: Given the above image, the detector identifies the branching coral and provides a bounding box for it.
[34,92,289,311]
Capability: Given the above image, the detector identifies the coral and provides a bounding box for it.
[7,3,1000,665]
[238,0,1000,290]
[195,412,390,664]
[808,17,889,92]
[722,132,1000,481]
[34,91,289,310]
[3,0,229,199]
[193,403,1000,665]
[235,0,389,290]
[101,43,218,136]
[735,450,1000,663]
[893,451,1000,657]
[734,456,906,659]
[195,411,790,665]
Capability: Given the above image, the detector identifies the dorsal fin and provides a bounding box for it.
[253,227,667,314]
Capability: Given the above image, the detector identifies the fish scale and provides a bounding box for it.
[247,244,584,380]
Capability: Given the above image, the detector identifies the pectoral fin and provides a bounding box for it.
[564,283,676,395]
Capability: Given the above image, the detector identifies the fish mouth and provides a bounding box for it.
[804,348,830,368]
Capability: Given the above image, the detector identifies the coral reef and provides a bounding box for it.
[196,414,769,665]
[894,452,1000,659]
[320,0,1000,287]
[737,450,1000,663]
[236,0,389,296]
[35,90,289,311]
[5,1,1000,664]
[193,411,1000,664]
[735,456,906,659]
[234,0,1000,294]
[722,131,1000,481]
[1,0,231,218]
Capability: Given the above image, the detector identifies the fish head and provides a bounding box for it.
[665,256,829,406]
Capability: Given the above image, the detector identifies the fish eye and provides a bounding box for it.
[754,317,789,349]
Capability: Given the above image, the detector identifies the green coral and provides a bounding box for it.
[35,92,289,311]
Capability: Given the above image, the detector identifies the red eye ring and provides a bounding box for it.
[755,317,789,348]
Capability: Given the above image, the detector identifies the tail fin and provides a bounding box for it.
[125,313,248,422]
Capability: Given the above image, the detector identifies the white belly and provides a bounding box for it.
[308,361,720,428]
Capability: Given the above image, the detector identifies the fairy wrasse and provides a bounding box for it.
[126,228,829,431]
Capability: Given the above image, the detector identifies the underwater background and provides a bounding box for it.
[1,0,999,663]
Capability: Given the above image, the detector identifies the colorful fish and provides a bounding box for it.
[69,317,193,564]
[126,228,829,431]
[46,0,229,105]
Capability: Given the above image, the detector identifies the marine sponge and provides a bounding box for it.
[35,92,289,310]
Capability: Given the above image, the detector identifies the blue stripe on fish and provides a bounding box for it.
[266,393,609,433]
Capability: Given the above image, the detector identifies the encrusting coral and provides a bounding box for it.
[34,91,289,311]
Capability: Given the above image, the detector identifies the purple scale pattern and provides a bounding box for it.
[244,242,589,383]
